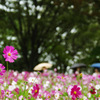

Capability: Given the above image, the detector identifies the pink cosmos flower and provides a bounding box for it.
[0,90,5,99]
[98,74,100,79]
[57,76,66,82]
[3,46,18,63]
[0,77,3,84]
[44,91,51,99]
[71,85,82,100]
[19,95,23,100]
[54,68,57,72]
[0,64,6,76]
[14,88,19,94]
[19,95,27,100]
[5,90,14,98]
[32,84,39,98]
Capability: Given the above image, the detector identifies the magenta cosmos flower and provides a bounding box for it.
[71,85,82,100]
[32,84,39,98]
[90,86,96,94]
[3,46,18,63]
[0,64,6,76]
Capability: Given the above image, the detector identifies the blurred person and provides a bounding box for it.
[93,67,100,77]
[73,67,84,80]
[42,67,47,71]
[71,63,86,78]
[73,67,81,77]
[39,67,47,73]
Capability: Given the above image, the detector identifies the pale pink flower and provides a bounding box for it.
[0,77,3,84]
[54,68,57,72]
[19,95,23,100]
[67,85,73,96]
[57,76,66,82]
[5,90,14,98]
[45,92,51,99]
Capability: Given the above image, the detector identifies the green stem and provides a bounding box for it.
[6,61,8,78]
[24,81,26,94]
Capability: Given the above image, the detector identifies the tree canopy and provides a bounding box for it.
[0,0,100,72]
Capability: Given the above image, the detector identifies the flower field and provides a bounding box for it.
[0,70,100,100]
[0,46,100,100]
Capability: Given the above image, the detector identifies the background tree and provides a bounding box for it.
[0,0,100,72]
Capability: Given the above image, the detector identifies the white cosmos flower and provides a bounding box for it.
[8,85,16,91]
[28,87,33,94]
[22,85,29,91]
[78,85,82,91]
[36,98,43,100]
[87,93,91,98]
[43,81,50,88]
[18,74,23,80]
[83,96,87,100]
[12,81,17,85]
[67,85,73,96]
[0,86,4,90]
[3,82,7,87]
[13,71,18,76]
[22,72,25,75]
[95,85,100,90]
[98,97,100,100]
[55,93,59,99]
[28,77,39,83]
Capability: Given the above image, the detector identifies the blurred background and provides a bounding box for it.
[0,0,100,73]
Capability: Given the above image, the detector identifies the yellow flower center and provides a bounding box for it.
[6,92,9,95]
[62,76,64,79]
[99,95,100,97]
[8,53,11,56]
[48,96,50,98]
[80,73,82,76]
[0,69,1,71]
[74,91,77,94]
[55,95,57,97]
[35,90,37,93]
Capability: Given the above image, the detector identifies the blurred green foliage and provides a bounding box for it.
[0,0,100,72]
